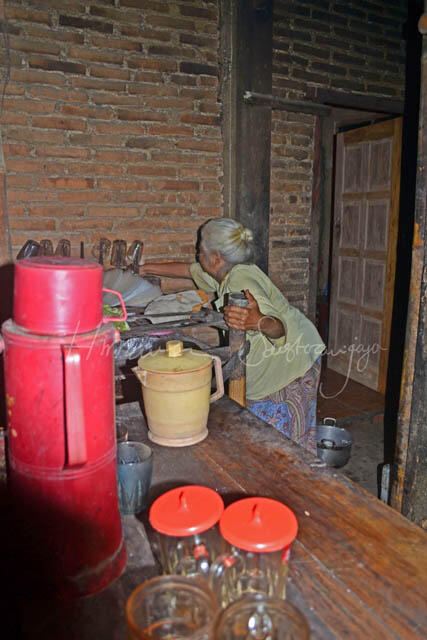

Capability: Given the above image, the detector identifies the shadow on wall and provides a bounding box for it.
[0,263,14,428]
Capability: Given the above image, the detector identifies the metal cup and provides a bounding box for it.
[117,442,153,515]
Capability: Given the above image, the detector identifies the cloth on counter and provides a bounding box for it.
[246,357,321,455]
[143,289,210,323]
[103,268,161,307]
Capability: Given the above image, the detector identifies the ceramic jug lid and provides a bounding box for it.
[137,340,212,373]
[149,485,224,536]
[219,497,298,552]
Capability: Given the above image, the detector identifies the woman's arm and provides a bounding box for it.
[139,262,192,279]
[224,290,286,340]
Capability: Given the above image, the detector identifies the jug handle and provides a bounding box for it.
[210,354,224,403]
[102,288,128,323]
[63,346,87,466]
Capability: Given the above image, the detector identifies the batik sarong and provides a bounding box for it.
[246,358,321,455]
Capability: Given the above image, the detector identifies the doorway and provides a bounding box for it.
[327,117,402,394]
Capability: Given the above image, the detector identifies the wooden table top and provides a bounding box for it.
[124,396,427,640]
[10,396,427,639]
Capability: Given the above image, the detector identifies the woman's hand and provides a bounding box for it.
[224,290,262,331]
[224,290,286,339]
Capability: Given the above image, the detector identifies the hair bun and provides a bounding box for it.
[240,227,253,243]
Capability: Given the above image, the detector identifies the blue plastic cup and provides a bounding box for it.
[117,441,153,515]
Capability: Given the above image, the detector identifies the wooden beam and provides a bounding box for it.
[306,86,404,116]
[243,91,332,116]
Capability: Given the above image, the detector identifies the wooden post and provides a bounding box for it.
[390,6,427,527]
[228,292,248,407]
[220,0,273,273]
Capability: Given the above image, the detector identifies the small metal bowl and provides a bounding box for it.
[316,418,353,468]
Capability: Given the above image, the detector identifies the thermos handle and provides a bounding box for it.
[210,354,224,403]
[63,346,87,467]
[102,287,128,323]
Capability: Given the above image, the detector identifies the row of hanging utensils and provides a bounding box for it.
[92,239,143,273]
[16,238,143,274]
[16,238,71,259]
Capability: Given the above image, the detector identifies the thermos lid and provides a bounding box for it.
[149,485,224,536]
[219,497,298,552]
[138,340,212,373]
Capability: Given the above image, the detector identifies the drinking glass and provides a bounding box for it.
[117,441,153,514]
[149,486,224,581]
[213,594,310,640]
[126,575,218,640]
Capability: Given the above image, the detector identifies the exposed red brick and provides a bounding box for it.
[128,83,178,96]
[147,15,195,31]
[29,56,86,75]
[176,139,222,153]
[116,191,166,203]
[68,46,124,65]
[89,65,131,81]
[10,218,56,231]
[180,113,219,126]
[127,165,176,177]
[117,109,167,122]
[61,104,115,120]
[32,116,87,131]
[98,178,148,191]
[39,177,94,189]
[6,158,43,172]
[57,191,112,203]
[6,7,50,24]
[36,146,90,159]
[151,152,198,164]
[9,35,60,55]
[28,86,89,102]
[90,35,141,52]
[152,180,198,191]
[71,77,126,92]
[6,127,66,144]
[89,5,139,22]
[6,175,34,187]
[10,68,66,86]
[133,58,177,72]
[95,150,149,163]
[3,98,56,114]
[0,113,28,126]
[87,206,140,217]
[26,25,85,44]
[29,205,86,217]
[67,163,123,176]
[93,123,145,135]
[8,190,57,202]
[60,218,115,231]
[91,92,140,106]
[146,124,193,137]
[3,144,32,157]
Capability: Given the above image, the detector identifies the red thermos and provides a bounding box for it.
[0,257,128,598]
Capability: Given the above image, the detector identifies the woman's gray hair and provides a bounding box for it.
[200,218,255,265]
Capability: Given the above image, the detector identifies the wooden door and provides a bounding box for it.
[328,118,402,393]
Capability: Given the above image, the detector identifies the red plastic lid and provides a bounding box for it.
[149,485,224,537]
[219,497,298,552]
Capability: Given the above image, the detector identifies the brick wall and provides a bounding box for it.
[269,0,407,312]
[0,0,408,313]
[1,0,223,266]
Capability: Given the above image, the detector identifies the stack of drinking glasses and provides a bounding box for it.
[125,485,310,639]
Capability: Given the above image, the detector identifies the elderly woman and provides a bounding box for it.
[140,218,325,454]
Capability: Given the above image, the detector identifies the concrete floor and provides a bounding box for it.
[317,368,385,497]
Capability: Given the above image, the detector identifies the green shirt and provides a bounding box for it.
[190,262,325,400]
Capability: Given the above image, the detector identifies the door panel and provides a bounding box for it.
[328,118,402,392]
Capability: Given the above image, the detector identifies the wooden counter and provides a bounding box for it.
[9,396,427,639]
